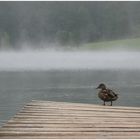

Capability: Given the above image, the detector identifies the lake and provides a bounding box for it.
[0,70,140,127]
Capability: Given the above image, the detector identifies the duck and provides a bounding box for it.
[96,83,118,106]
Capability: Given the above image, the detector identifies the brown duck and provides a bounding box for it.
[96,83,118,106]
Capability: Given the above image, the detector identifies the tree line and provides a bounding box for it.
[0,1,140,49]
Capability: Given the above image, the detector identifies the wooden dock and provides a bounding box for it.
[0,100,140,138]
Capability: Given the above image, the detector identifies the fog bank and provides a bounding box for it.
[0,50,139,71]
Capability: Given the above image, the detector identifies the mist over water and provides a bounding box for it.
[0,49,140,71]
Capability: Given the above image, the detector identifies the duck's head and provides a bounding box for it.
[96,83,106,90]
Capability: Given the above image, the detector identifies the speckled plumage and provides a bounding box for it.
[96,83,118,106]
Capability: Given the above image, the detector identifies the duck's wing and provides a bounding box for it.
[106,89,117,98]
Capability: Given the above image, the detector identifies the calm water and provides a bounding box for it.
[0,70,140,127]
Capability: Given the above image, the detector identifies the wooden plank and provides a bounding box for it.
[0,100,140,139]
[9,115,140,120]
[24,106,140,113]
[0,131,140,137]
[31,100,140,110]
[5,121,139,125]
[0,136,140,139]
[16,112,140,117]
[22,106,140,111]
[26,103,140,110]
[1,127,140,132]
[3,124,140,128]
[7,120,140,124]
